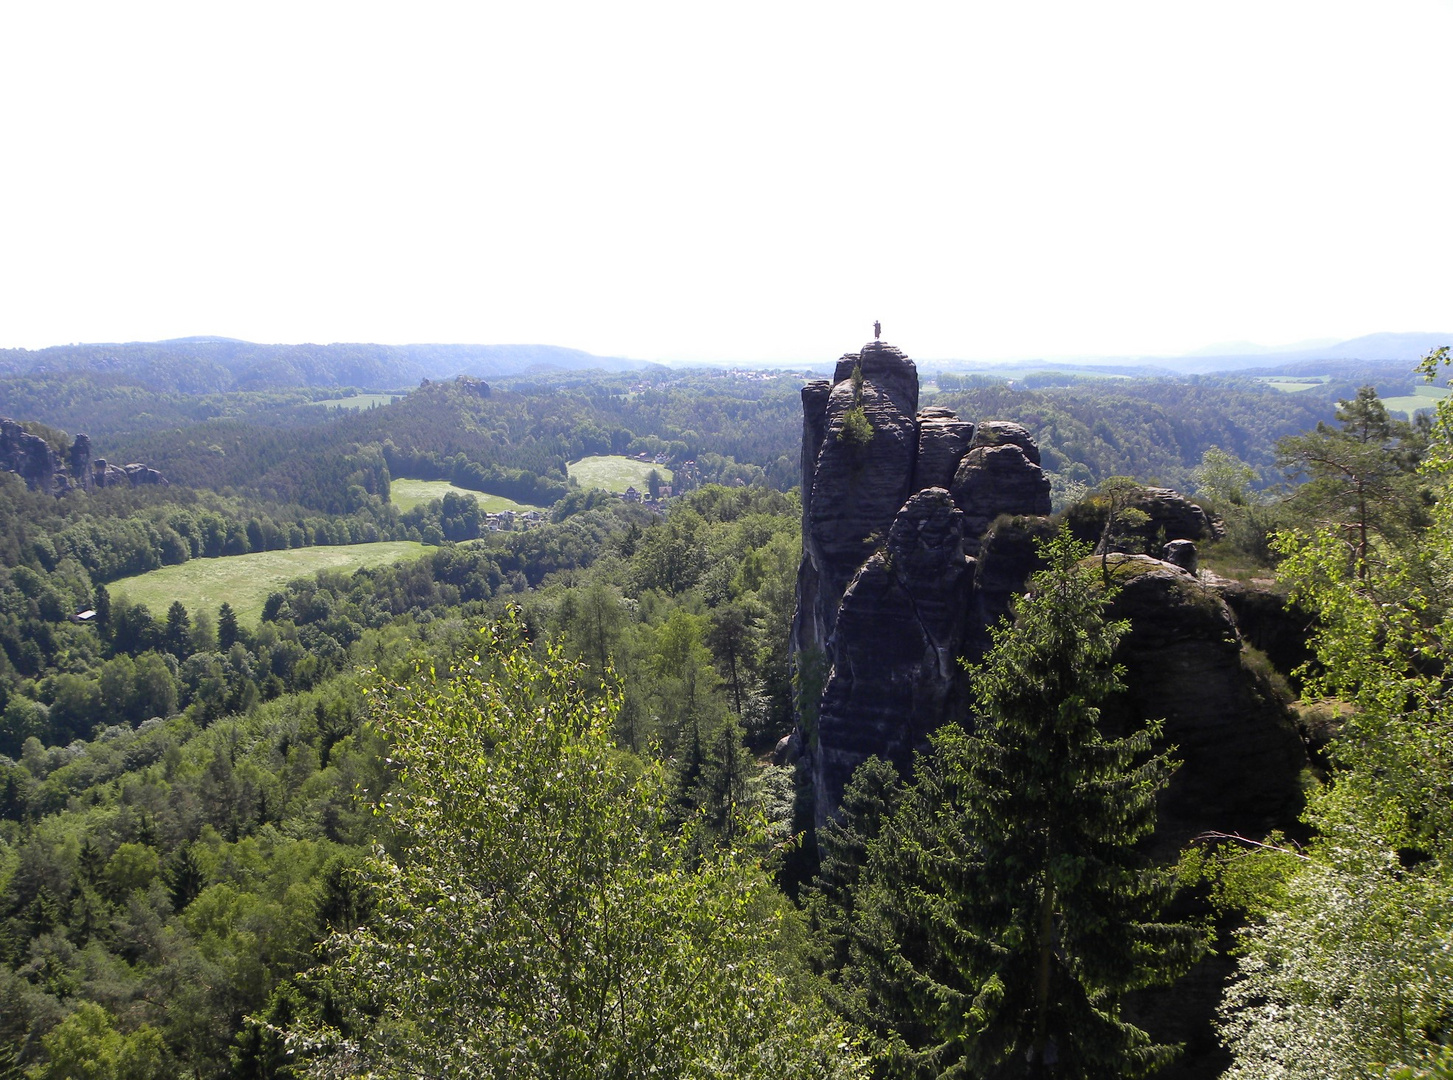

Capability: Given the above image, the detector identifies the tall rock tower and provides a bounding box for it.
[792,340,1052,825]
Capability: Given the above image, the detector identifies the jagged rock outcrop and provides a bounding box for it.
[122,462,167,486]
[791,342,1311,1080]
[914,407,974,490]
[1132,486,1223,543]
[0,416,166,493]
[812,489,974,805]
[0,418,60,493]
[792,340,1307,842]
[796,343,920,655]
[1100,556,1306,842]
[68,434,92,491]
[950,441,1052,556]
[794,342,1054,823]
[1162,538,1198,573]
[1071,484,1224,553]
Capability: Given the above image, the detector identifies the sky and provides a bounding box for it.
[2,1,1451,364]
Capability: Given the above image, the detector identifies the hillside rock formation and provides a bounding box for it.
[0,416,166,493]
[791,342,1306,842]
[791,341,1308,1080]
[0,417,59,493]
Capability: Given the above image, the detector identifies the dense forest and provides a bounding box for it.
[0,348,1450,1077]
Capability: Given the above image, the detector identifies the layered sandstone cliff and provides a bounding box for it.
[791,341,1306,842]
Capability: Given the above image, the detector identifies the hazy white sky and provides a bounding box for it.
[2,1,1450,363]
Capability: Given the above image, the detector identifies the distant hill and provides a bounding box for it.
[1182,337,1341,358]
[0,338,643,393]
[926,332,1453,380]
[1165,331,1452,374]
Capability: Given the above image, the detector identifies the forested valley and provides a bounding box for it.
[1,347,1451,1078]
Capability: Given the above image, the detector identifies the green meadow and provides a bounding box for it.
[1383,384,1449,417]
[108,542,428,625]
[567,455,673,493]
[1258,376,1328,393]
[389,478,541,513]
[312,393,399,410]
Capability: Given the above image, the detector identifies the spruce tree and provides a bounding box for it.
[164,600,191,659]
[846,527,1206,1078]
[217,602,239,651]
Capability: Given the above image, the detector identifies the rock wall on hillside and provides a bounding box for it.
[0,417,166,494]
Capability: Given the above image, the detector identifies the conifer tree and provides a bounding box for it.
[217,603,239,652]
[843,527,1205,1078]
[164,600,191,659]
[1276,385,1428,579]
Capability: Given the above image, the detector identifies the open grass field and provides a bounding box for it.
[1258,376,1328,393]
[389,478,541,513]
[1383,384,1449,417]
[567,455,673,493]
[108,542,428,625]
[312,393,400,410]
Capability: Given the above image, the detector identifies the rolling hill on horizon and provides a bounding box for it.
[0,338,646,393]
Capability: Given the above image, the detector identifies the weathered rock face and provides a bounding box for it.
[0,418,166,493]
[914,407,974,491]
[791,342,1308,844]
[0,418,61,493]
[790,344,1310,1080]
[797,343,920,654]
[1072,485,1224,554]
[1100,556,1306,841]
[950,443,1052,556]
[812,489,974,808]
[794,342,1055,822]
[1133,487,1222,544]
[0,418,166,494]
[92,459,129,488]
[68,434,93,491]
[123,463,167,486]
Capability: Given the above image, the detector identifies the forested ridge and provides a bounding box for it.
[0,354,1451,1077]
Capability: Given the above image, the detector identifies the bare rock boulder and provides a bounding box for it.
[949,442,1052,555]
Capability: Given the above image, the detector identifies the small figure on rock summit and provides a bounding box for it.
[873,320,881,340]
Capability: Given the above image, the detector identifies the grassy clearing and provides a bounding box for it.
[1383,384,1448,416]
[312,393,400,410]
[567,455,673,493]
[389,478,541,513]
[1258,376,1328,393]
[109,542,428,625]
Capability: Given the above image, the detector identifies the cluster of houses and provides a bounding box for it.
[481,508,548,532]
[620,485,672,510]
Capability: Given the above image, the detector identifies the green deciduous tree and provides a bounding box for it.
[284,618,863,1079]
[1215,349,1453,1079]
[835,528,1205,1078]
[28,1001,169,1080]
[1191,445,1257,507]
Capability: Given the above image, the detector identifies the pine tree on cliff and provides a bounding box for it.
[842,527,1206,1078]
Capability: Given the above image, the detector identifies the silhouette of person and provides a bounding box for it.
[873,320,881,340]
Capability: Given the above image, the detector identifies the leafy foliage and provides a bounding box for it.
[287,621,863,1079]
[1214,352,1453,1078]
